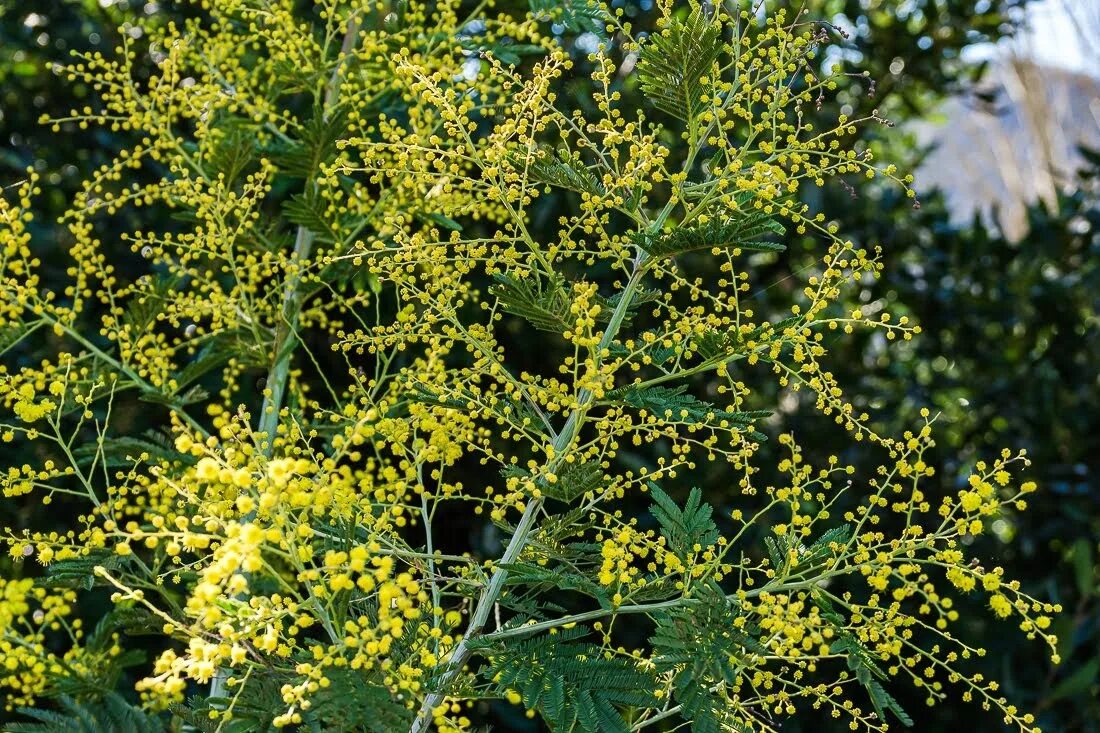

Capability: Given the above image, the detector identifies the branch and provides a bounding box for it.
[408,254,651,733]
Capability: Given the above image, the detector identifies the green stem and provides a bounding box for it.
[477,569,846,645]
[255,18,359,454]
[209,15,360,702]
[255,221,314,455]
[408,254,650,733]
[631,704,684,732]
[483,597,690,642]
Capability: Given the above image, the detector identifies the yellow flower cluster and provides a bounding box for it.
[0,577,89,711]
[0,1,1056,732]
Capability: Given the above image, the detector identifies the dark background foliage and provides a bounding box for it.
[1,0,1096,730]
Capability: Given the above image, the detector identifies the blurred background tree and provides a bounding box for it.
[1,0,1095,730]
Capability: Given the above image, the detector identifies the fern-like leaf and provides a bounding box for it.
[632,215,785,260]
[651,589,761,733]
[637,8,723,125]
[798,523,851,568]
[608,384,769,435]
[515,145,606,197]
[41,550,123,591]
[497,561,611,609]
[459,38,545,67]
[811,592,913,726]
[528,0,610,38]
[310,668,415,732]
[0,320,42,357]
[282,188,340,241]
[10,693,166,733]
[552,460,607,501]
[74,433,189,469]
[491,271,573,333]
[597,287,662,324]
[647,483,719,559]
[493,268,655,336]
[481,628,658,732]
[502,460,606,502]
[693,315,803,361]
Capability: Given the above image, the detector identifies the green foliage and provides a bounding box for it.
[9,693,164,733]
[182,667,413,733]
[504,459,607,502]
[491,272,575,333]
[481,628,658,732]
[282,189,341,242]
[790,152,1100,729]
[498,561,612,608]
[492,270,660,334]
[800,523,852,568]
[632,215,786,260]
[517,146,606,198]
[647,483,718,560]
[310,669,416,732]
[40,551,124,591]
[73,433,187,469]
[609,384,769,434]
[459,38,546,67]
[689,315,802,362]
[528,0,609,38]
[651,589,764,733]
[637,8,724,127]
[812,591,913,726]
